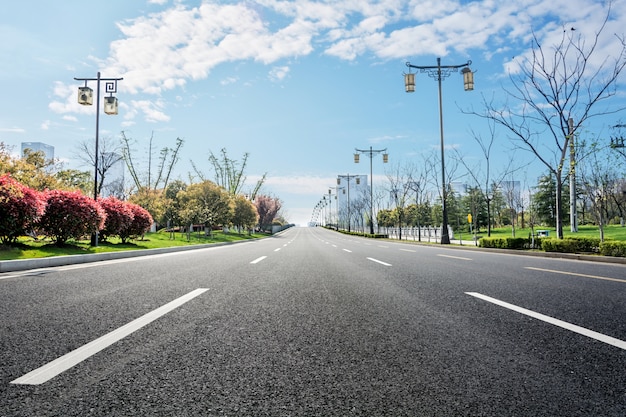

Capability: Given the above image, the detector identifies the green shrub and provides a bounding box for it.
[479,237,530,249]
[541,237,601,253]
[599,240,626,257]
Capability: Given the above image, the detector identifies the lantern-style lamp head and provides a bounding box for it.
[383,153,389,163]
[462,67,474,91]
[404,73,415,93]
[104,96,118,115]
[78,86,93,105]
[354,153,360,163]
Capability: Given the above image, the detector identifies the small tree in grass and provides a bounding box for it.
[119,203,153,243]
[99,197,134,242]
[0,174,45,244]
[39,190,106,246]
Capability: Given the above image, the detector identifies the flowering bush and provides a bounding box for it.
[38,190,106,246]
[119,203,153,243]
[0,174,45,244]
[99,197,134,242]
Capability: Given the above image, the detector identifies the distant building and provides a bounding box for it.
[21,142,54,161]
[336,174,368,229]
[450,181,469,196]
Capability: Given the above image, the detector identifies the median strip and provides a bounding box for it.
[11,288,209,385]
[466,292,626,351]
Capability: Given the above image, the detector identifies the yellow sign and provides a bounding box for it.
[467,213,472,223]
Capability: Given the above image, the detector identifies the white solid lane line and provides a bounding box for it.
[525,266,626,284]
[367,257,392,266]
[11,288,209,385]
[250,256,267,264]
[438,254,472,261]
[466,292,626,351]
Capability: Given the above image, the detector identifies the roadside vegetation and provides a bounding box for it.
[0,229,267,261]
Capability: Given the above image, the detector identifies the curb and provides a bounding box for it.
[0,241,236,273]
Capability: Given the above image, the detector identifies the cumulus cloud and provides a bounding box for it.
[57,0,623,124]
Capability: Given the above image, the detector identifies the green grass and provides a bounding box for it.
[0,230,268,261]
[473,224,626,241]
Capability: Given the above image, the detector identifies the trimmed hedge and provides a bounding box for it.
[541,237,601,253]
[599,240,626,257]
[479,237,530,249]
[337,230,388,239]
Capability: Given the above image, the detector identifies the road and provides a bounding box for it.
[1,226,625,416]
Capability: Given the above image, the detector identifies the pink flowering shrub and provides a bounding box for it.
[119,203,153,243]
[38,190,106,246]
[99,197,134,242]
[0,174,45,244]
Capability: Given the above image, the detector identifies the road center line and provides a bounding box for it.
[11,288,209,385]
[524,267,626,283]
[399,249,416,253]
[250,256,267,264]
[343,249,352,253]
[367,257,392,266]
[466,292,626,351]
[438,254,472,261]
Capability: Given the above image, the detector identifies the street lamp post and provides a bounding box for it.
[404,58,474,244]
[337,174,360,232]
[354,146,388,234]
[329,186,343,231]
[74,72,123,246]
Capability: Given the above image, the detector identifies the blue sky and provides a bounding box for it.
[1,0,625,226]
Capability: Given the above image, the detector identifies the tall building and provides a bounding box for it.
[21,142,54,161]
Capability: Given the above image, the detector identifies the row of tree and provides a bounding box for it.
[0,142,284,243]
[346,8,626,240]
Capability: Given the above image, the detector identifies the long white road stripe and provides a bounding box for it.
[438,254,472,261]
[367,257,392,266]
[466,292,626,351]
[250,256,267,264]
[525,267,626,284]
[11,288,209,385]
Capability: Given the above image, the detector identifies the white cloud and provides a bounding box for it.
[0,127,25,133]
[51,0,624,125]
[269,66,290,82]
[130,99,171,123]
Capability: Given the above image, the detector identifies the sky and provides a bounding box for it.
[1,0,625,226]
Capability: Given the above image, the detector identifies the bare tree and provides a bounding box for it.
[192,148,266,200]
[579,144,622,241]
[75,136,123,197]
[467,6,626,238]
[453,119,523,236]
[121,131,183,192]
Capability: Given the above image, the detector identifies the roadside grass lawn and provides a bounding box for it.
[0,230,268,261]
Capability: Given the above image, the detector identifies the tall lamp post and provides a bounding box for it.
[354,146,388,234]
[74,72,123,246]
[404,58,474,244]
[337,174,360,232]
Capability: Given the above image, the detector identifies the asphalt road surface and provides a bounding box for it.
[1,227,625,416]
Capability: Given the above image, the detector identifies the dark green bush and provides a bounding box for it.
[479,237,530,249]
